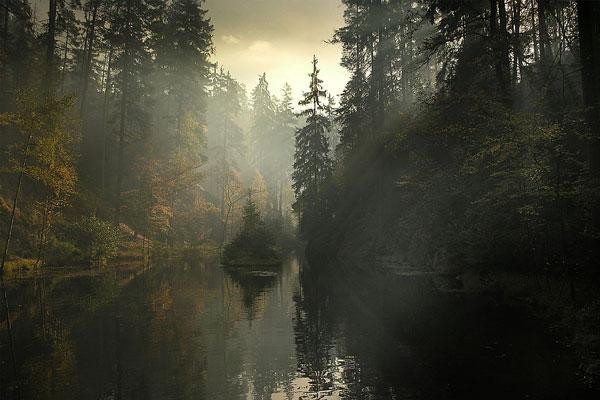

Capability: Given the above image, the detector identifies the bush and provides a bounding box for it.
[44,237,84,266]
[222,197,281,266]
[78,217,121,265]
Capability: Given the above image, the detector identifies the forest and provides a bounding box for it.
[1,0,600,399]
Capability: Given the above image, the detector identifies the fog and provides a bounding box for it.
[1,1,600,399]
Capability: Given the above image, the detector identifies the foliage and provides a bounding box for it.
[44,237,84,267]
[292,56,333,235]
[1,91,79,199]
[77,217,121,264]
[222,196,281,266]
[324,0,600,282]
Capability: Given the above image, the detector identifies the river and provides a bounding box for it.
[0,256,597,399]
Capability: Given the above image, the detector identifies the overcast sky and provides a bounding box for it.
[205,0,349,104]
[33,0,349,105]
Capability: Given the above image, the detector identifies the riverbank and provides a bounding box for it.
[317,248,600,392]
[307,121,600,391]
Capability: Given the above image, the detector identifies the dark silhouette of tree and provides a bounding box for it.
[292,56,333,234]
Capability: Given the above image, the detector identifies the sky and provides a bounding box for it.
[205,0,349,104]
[32,0,349,105]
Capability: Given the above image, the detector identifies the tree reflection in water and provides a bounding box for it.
[1,257,597,399]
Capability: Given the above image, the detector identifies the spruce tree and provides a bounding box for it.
[154,0,213,122]
[292,56,333,233]
[251,73,276,173]
[273,83,297,216]
[207,67,245,219]
[103,0,155,222]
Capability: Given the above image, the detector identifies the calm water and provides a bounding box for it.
[0,257,597,399]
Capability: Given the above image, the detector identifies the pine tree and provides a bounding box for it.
[250,72,276,172]
[150,0,213,239]
[207,67,245,220]
[103,0,155,222]
[222,191,281,266]
[154,0,213,123]
[273,83,297,216]
[0,0,35,90]
[292,56,333,233]
[334,0,427,153]
[325,94,340,159]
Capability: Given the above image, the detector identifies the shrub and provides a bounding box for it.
[78,217,121,265]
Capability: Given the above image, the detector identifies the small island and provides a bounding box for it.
[222,194,282,267]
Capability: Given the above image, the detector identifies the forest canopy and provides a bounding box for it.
[2,0,600,397]
[0,0,599,283]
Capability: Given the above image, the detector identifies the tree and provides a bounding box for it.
[219,168,245,247]
[103,0,155,223]
[273,83,297,216]
[577,0,600,168]
[207,67,245,220]
[222,192,280,266]
[251,73,275,164]
[325,94,340,159]
[334,0,430,153]
[292,56,333,234]
[251,171,268,215]
[0,91,79,273]
[250,72,279,213]
[153,0,213,128]
[79,0,103,111]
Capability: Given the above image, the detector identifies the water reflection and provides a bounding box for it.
[223,265,280,320]
[1,257,598,399]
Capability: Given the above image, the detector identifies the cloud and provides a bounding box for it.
[248,40,273,53]
[221,35,241,45]
[206,0,349,100]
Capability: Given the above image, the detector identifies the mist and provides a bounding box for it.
[1,1,600,399]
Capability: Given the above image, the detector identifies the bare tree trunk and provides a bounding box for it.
[115,0,132,224]
[531,0,539,62]
[80,0,100,114]
[1,131,32,276]
[537,0,553,64]
[498,0,511,95]
[45,0,57,92]
[577,0,600,118]
[577,0,600,232]
[60,31,69,94]
[34,197,51,268]
[512,0,523,84]
[102,49,113,194]
[490,0,511,101]
[115,90,126,224]
[2,0,9,56]
[0,131,32,396]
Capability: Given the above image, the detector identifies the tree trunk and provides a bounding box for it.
[537,0,553,64]
[61,31,69,93]
[490,0,509,101]
[577,0,600,170]
[498,0,511,96]
[45,0,57,91]
[2,0,9,56]
[0,131,32,394]
[34,197,51,268]
[115,0,132,224]
[531,0,539,62]
[115,90,126,224]
[1,131,32,276]
[80,0,99,114]
[102,49,113,194]
[512,0,523,85]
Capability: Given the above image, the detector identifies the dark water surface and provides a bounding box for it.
[1,257,597,399]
